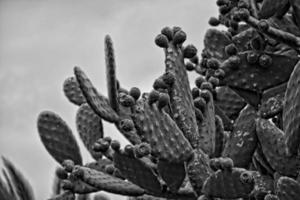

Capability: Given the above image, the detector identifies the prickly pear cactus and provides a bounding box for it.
[2,1,300,200]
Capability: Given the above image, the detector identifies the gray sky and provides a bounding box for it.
[0,0,217,199]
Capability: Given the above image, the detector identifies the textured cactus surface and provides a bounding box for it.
[2,1,300,200]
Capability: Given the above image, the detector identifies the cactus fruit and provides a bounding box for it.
[3,1,300,199]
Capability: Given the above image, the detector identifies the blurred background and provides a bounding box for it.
[0,0,217,199]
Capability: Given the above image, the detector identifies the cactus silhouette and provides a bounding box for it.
[2,1,300,200]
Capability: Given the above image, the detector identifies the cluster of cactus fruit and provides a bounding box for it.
[2,0,300,199]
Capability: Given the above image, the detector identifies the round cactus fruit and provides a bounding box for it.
[190,55,199,64]
[227,55,241,70]
[200,90,212,102]
[192,87,200,99]
[207,58,220,69]
[119,94,135,107]
[110,140,121,151]
[240,171,253,184]
[72,166,84,179]
[200,81,214,92]
[258,20,269,31]
[157,93,170,109]
[134,143,151,158]
[195,75,206,88]
[93,139,110,152]
[183,44,198,58]
[120,119,135,132]
[208,76,220,87]
[55,167,68,179]
[220,157,234,171]
[237,1,249,8]
[105,165,115,175]
[246,51,259,64]
[129,87,141,101]
[62,159,75,173]
[237,8,250,21]
[148,90,160,105]
[103,136,112,144]
[250,36,264,51]
[186,62,195,71]
[219,5,231,15]
[124,145,135,157]
[259,54,272,68]
[216,0,228,6]
[153,78,168,90]
[162,72,175,86]
[194,97,206,111]
[161,26,173,41]
[61,180,74,190]
[209,158,222,171]
[172,26,182,34]
[173,30,187,45]
[225,43,237,56]
[154,34,169,48]
[232,11,242,22]
[214,68,226,79]
[208,17,220,26]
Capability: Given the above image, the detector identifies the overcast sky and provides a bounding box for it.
[0,1,217,199]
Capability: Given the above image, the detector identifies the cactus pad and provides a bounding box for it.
[256,118,300,177]
[74,66,119,123]
[157,160,185,192]
[163,38,199,150]
[76,103,103,160]
[276,176,300,200]
[113,151,161,193]
[132,98,193,163]
[203,29,231,61]
[37,111,82,165]
[215,86,246,120]
[223,104,258,168]
[196,90,216,156]
[283,60,300,156]
[221,52,299,94]
[76,166,145,196]
[63,76,86,106]
[258,0,289,19]
[105,35,119,113]
[186,149,211,195]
